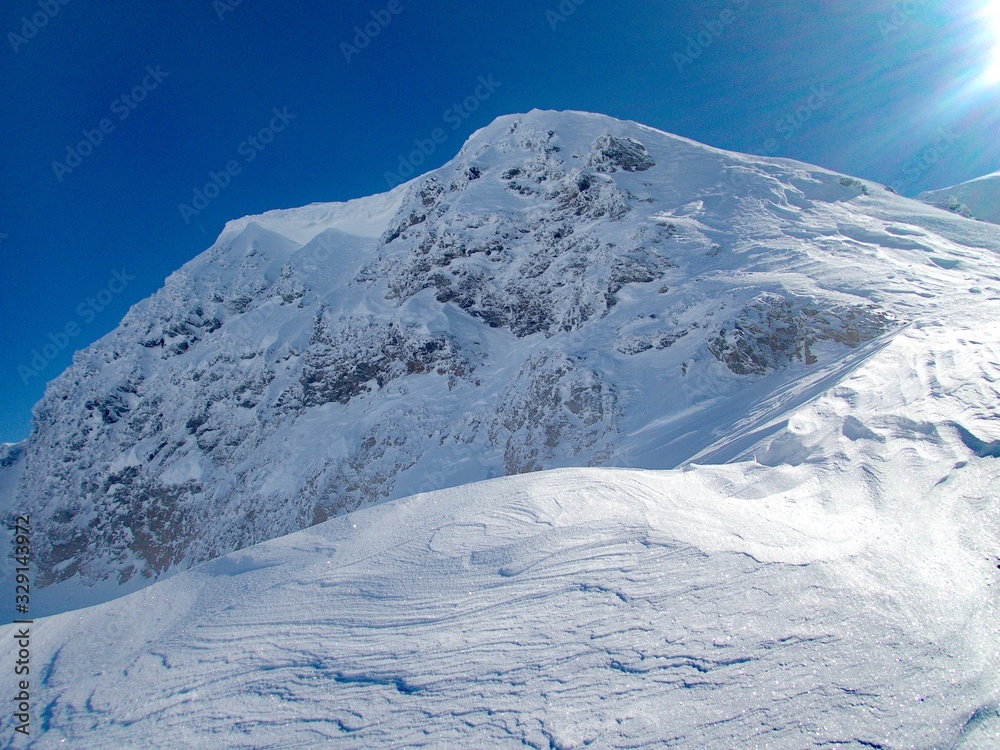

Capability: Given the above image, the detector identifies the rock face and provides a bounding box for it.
[588,133,657,173]
[3,109,994,615]
[708,293,894,375]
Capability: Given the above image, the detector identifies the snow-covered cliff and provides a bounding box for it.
[3,110,998,617]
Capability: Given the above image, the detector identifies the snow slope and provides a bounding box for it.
[919,171,1000,224]
[3,110,1000,620]
[2,309,998,748]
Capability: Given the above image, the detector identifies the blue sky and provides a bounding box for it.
[2,0,999,442]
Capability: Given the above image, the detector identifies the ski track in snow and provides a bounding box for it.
[3,315,1000,748]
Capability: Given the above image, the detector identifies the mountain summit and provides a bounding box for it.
[3,110,998,617]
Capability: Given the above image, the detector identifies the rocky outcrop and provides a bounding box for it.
[588,134,656,173]
[489,351,618,474]
[708,293,894,375]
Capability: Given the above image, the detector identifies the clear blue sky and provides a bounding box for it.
[2,0,999,442]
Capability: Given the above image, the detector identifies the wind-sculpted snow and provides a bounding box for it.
[919,171,1000,224]
[3,109,1000,616]
[2,314,999,748]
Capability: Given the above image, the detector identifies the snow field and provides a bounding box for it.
[2,313,998,748]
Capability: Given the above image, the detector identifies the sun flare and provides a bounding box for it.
[984,0,1000,82]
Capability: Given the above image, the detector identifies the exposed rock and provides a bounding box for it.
[589,134,656,173]
[708,293,894,375]
[490,352,618,474]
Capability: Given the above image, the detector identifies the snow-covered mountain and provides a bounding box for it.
[3,110,1000,619]
[3,303,999,747]
[919,171,1000,223]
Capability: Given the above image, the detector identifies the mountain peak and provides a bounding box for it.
[4,111,999,618]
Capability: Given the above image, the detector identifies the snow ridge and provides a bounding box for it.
[919,170,1000,224]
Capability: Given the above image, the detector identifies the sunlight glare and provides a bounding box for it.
[984,0,1000,83]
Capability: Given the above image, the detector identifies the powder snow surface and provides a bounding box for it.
[2,314,1000,748]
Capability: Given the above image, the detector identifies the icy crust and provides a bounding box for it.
[1,315,999,748]
[3,109,1000,613]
